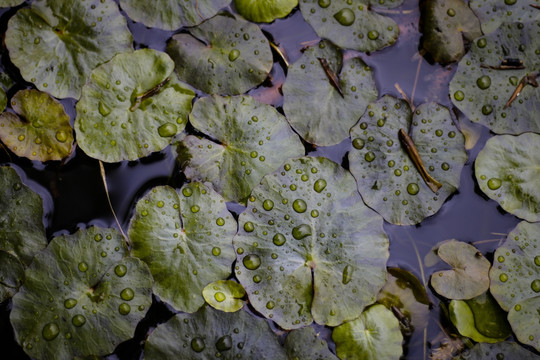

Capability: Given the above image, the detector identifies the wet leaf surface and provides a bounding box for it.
[469,0,540,34]
[453,341,540,360]
[285,326,338,360]
[234,0,298,23]
[202,280,246,313]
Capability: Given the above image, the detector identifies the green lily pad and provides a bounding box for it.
[0,89,74,161]
[285,326,338,360]
[332,304,403,360]
[75,49,195,163]
[166,13,273,95]
[420,0,482,64]
[490,221,540,351]
[299,0,401,52]
[144,305,288,360]
[5,0,133,99]
[449,21,540,135]
[177,95,304,203]
[202,280,246,312]
[10,226,153,360]
[348,95,467,225]
[453,341,540,360]
[475,133,540,222]
[282,40,378,146]
[470,0,540,34]
[234,0,298,23]
[430,240,490,300]
[0,250,25,301]
[119,0,231,30]
[0,88,6,114]
[234,156,389,329]
[0,0,25,7]
[449,292,511,343]
[128,183,236,313]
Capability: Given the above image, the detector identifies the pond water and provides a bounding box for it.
[0,0,526,359]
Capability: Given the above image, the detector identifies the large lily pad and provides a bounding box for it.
[0,89,74,161]
[299,0,401,52]
[489,221,540,351]
[166,14,272,95]
[10,226,153,360]
[475,133,540,222]
[5,0,132,99]
[177,95,304,203]
[470,0,540,34]
[128,183,237,313]
[454,341,540,360]
[234,0,298,23]
[348,95,467,225]
[202,280,246,312]
[285,327,338,360]
[332,304,403,360]
[144,305,288,360]
[75,49,195,163]
[449,21,540,134]
[282,40,378,146]
[119,0,230,30]
[233,156,389,329]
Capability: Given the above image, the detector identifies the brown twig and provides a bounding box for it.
[318,57,344,98]
[504,72,538,109]
[130,77,170,112]
[99,161,130,246]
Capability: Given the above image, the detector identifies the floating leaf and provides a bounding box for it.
[166,13,272,95]
[449,21,540,134]
[234,156,389,329]
[0,89,74,161]
[332,304,403,360]
[282,40,378,146]
[348,95,467,225]
[453,341,540,360]
[285,327,338,360]
[75,49,195,163]
[0,88,6,114]
[0,250,25,301]
[430,240,490,300]
[5,0,132,99]
[475,133,540,222]
[119,0,231,30]
[128,184,236,313]
[299,0,401,52]
[144,306,288,360]
[469,0,540,34]
[0,0,25,7]
[10,226,152,360]
[202,280,246,313]
[234,0,298,23]
[177,95,304,203]
[420,0,482,64]
[490,221,540,351]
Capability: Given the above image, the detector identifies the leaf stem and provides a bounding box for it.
[317,57,344,98]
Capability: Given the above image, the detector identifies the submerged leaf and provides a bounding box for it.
[202,280,245,313]
[470,0,540,34]
[285,327,338,360]
[453,341,540,360]
[234,0,298,23]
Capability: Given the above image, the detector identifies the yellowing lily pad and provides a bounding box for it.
[234,0,298,23]
[470,0,540,34]
[202,280,246,312]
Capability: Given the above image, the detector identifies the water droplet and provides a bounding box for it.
[228,49,240,62]
[266,300,275,309]
[487,178,502,190]
[497,256,505,263]
[191,205,200,213]
[72,314,86,327]
[120,288,134,301]
[243,222,255,232]
[334,8,355,26]
[310,210,319,218]
[534,255,540,266]
[64,298,77,309]
[477,38,487,48]
[216,217,225,226]
[531,279,540,293]
[314,179,327,193]
[191,337,205,352]
[119,303,131,315]
[367,30,379,40]
[364,151,376,162]
[293,199,307,213]
[216,335,232,351]
[446,8,456,16]
[243,254,261,270]
[98,101,111,116]
[115,264,127,277]
[407,183,419,195]
[42,323,59,340]
[499,273,508,282]
[476,75,491,90]
[78,262,88,272]
[453,91,464,101]
[394,169,402,176]
[481,104,493,115]
[253,274,262,283]
[158,123,177,137]
[214,292,226,302]
[182,187,193,197]
[342,265,353,284]
[292,224,312,240]
[273,233,286,246]
[504,0,516,4]
[212,247,221,256]
[514,304,521,311]
[352,138,364,149]
[318,0,331,8]
[263,199,274,211]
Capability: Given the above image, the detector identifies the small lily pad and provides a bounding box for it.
[0,89,74,161]
[128,184,237,313]
[332,304,403,360]
[202,280,246,312]
[166,13,272,95]
[348,95,467,225]
[234,156,389,329]
[453,341,540,360]
[119,0,231,30]
[285,327,338,360]
[5,0,133,99]
[10,226,153,360]
[177,95,304,203]
[234,0,298,23]
[430,240,490,300]
[282,40,378,146]
[470,0,540,34]
[144,306,288,360]
[475,133,540,222]
[75,49,195,163]
[490,221,540,351]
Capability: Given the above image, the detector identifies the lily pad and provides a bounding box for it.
[128,183,236,313]
[453,341,540,360]
[489,221,540,351]
[233,156,389,329]
[5,0,133,99]
[166,13,273,95]
[177,95,304,203]
[202,280,246,312]
[0,0,25,7]
[430,240,490,300]
[0,250,25,301]
[10,226,153,360]
[420,0,482,64]
[348,95,467,225]
[0,89,74,161]
[282,40,378,146]
[119,0,231,30]
[144,305,288,360]
[285,326,338,360]
[475,133,540,222]
[299,0,401,52]
[75,49,195,163]
[470,0,540,34]
[332,304,403,360]
[234,0,298,23]
[449,21,540,134]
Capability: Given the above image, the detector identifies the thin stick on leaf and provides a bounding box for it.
[99,161,130,246]
[398,128,443,193]
[531,4,540,10]
[269,42,289,68]
[317,57,344,98]
[394,83,413,109]
[130,77,170,111]
[504,72,538,109]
